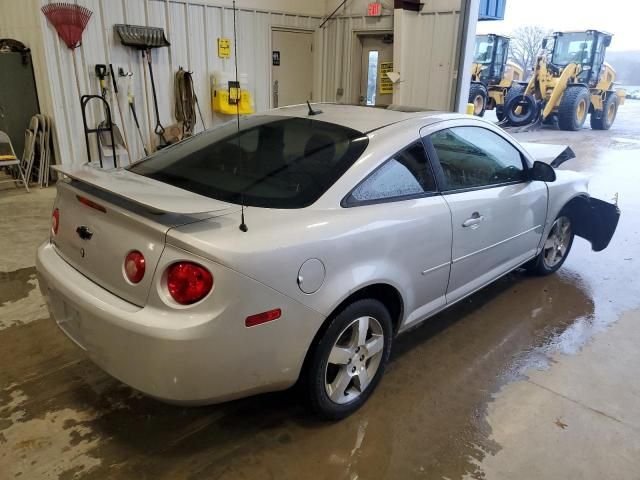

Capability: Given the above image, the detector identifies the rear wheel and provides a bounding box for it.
[305,298,392,420]
[590,93,618,130]
[526,214,574,276]
[558,86,590,131]
[468,83,488,116]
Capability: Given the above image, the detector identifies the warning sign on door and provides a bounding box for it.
[379,62,393,94]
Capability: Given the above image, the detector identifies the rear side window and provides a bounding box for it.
[346,142,436,205]
[430,127,525,191]
[128,116,368,209]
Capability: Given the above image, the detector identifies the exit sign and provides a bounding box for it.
[367,2,382,16]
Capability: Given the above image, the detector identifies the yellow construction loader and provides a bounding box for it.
[503,30,626,130]
[469,34,525,119]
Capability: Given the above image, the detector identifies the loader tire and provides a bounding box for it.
[590,93,618,130]
[504,93,538,127]
[558,86,590,131]
[468,83,488,117]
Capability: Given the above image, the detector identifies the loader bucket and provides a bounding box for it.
[114,24,170,49]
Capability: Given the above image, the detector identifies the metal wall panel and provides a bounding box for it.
[39,0,322,166]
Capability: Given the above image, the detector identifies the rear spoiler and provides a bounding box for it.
[519,142,576,168]
[52,165,233,215]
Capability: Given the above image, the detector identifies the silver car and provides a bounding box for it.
[36,105,619,419]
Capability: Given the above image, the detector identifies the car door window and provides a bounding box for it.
[430,127,525,191]
[347,142,436,204]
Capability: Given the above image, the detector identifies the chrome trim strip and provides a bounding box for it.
[453,225,542,264]
[421,261,451,275]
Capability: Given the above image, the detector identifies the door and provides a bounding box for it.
[424,125,547,303]
[272,29,313,107]
[358,35,393,107]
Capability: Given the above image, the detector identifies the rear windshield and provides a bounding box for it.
[128,115,369,208]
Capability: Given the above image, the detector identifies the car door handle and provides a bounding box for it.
[462,212,485,228]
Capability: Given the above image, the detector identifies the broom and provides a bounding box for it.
[41,3,92,98]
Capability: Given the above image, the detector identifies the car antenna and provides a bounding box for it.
[307,100,322,116]
[232,0,248,232]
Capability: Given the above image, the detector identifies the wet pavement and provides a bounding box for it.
[1,102,640,479]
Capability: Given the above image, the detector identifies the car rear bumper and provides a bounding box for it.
[36,241,325,404]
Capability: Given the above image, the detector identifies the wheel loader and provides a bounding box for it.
[468,34,525,118]
[503,30,626,130]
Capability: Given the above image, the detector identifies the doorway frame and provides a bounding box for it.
[350,30,394,106]
[269,26,315,109]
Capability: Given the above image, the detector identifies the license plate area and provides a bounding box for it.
[48,288,87,350]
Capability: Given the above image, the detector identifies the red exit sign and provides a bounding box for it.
[367,2,382,16]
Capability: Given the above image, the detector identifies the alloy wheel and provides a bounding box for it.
[543,216,572,269]
[324,316,385,404]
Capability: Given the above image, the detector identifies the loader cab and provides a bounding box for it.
[550,30,612,87]
[473,34,510,85]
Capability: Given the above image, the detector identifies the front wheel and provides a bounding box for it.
[526,215,574,275]
[305,298,392,420]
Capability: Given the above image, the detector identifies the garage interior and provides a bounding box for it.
[1,0,639,479]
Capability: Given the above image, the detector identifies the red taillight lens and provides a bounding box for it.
[124,251,146,284]
[51,208,60,235]
[167,262,213,305]
[245,308,282,328]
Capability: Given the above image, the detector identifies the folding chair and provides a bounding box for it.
[0,131,30,193]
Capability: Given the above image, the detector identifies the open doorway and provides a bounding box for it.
[271,28,314,108]
[356,34,393,107]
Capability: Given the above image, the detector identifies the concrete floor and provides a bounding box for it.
[1,102,639,480]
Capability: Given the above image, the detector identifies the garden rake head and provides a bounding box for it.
[41,2,92,50]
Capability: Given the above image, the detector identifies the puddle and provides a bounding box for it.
[0,267,49,330]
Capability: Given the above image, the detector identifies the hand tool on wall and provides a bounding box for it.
[121,68,149,156]
[41,3,92,99]
[114,24,170,152]
[109,64,132,162]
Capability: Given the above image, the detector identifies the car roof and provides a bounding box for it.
[262,103,458,133]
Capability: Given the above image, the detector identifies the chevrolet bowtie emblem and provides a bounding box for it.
[76,225,93,240]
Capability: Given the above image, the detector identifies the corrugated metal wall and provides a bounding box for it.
[393,7,461,110]
[39,0,322,166]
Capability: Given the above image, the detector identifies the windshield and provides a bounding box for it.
[551,32,594,66]
[473,35,494,64]
[128,116,369,209]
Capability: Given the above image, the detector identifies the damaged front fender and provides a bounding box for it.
[565,196,620,252]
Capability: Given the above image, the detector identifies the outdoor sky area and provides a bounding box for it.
[476,0,637,51]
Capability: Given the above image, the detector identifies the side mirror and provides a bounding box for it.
[604,36,612,47]
[529,161,556,182]
[541,38,547,50]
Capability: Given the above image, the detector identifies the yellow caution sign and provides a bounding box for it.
[217,38,231,58]
[379,62,393,94]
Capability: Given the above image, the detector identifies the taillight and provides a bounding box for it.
[124,251,146,284]
[167,262,213,305]
[51,208,60,235]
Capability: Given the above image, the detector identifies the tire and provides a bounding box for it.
[504,93,538,127]
[504,83,525,110]
[557,86,590,131]
[305,298,393,420]
[468,83,488,117]
[526,213,574,276]
[590,93,618,130]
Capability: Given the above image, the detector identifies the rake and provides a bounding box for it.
[41,2,92,98]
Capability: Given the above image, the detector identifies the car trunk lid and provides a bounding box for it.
[51,166,239,306]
